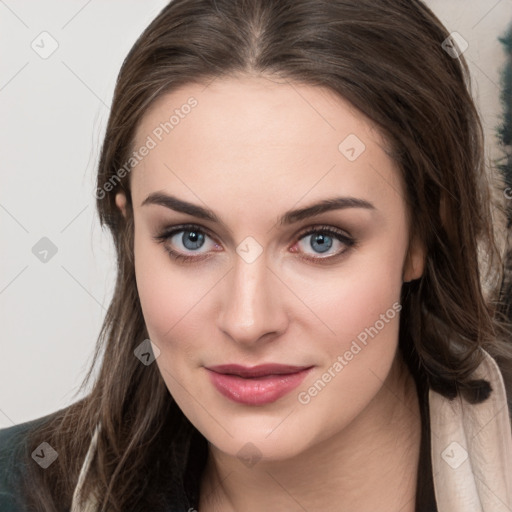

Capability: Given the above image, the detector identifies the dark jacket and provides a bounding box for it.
[0,412,59,511]
[0,410,207,512]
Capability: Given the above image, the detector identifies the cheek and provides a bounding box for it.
[292,268,403,440]
[290,234,406,411]
[133,226,210,343]
[293,238,405,350]
[133,238,208,404]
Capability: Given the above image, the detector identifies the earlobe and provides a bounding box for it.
[115,192,127,218]
[403,236,426,283]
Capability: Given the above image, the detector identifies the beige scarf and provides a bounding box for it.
[71,349,512,511]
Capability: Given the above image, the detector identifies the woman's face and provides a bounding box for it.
[116,74,424,461]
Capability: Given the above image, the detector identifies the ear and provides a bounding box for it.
[115,191,128,219]
[402,234,425,283]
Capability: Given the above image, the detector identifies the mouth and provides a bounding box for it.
[205,363,314,405]
[207,363,312,377]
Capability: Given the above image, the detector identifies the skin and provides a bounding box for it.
[115,74,425,511]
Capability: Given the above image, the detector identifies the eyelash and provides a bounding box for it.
[153,223,357,264]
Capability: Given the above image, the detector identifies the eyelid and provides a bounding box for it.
[153,223,219,244]
[154,222,353,241]
[295,223,353,241]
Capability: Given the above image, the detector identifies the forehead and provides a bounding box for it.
[129,75,404,214]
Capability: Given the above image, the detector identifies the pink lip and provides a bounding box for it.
[205,364,313,405]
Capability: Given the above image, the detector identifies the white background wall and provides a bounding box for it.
[1,0,511,428]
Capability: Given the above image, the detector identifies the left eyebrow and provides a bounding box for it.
[141,192,376,226]
[280,196,376,225]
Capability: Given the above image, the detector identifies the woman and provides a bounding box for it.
[1,0,511,510]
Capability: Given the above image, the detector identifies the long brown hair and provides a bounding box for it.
[17,0,512,510]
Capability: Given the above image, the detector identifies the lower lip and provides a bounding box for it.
[206,367,313,405]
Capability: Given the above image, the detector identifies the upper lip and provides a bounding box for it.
[205,364,313,378]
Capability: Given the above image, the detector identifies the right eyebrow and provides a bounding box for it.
[141,192,220,223]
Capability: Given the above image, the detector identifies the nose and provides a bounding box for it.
[216,253,288,347]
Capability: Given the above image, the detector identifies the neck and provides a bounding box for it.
[199,352,422,512]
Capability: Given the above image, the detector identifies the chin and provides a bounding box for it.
[197,412,321,463]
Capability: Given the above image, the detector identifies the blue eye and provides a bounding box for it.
[153,224,219,263]
[309,233,333,253]
[153,223,356,264]
[295,226,355,260]
[177,229,206,251]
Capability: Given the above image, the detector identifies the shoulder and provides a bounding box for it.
[0,412,59,511]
